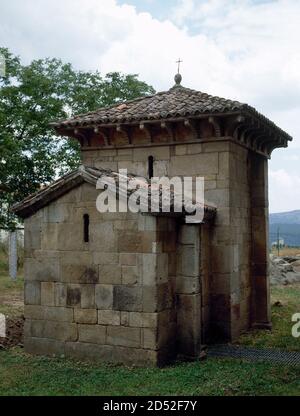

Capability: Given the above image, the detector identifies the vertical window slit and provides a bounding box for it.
[83,214,89,243]
[148,155,154,179]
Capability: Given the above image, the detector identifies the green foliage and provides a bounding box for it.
[0,47,155,229]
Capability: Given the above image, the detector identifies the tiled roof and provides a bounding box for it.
[11,166,216,221]
[52,85,245,127]
[51,85,292,142]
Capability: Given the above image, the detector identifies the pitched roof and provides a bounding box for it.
[50,84,292,142]
[11,165,216,222]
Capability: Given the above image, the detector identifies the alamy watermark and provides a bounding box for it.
[95,169,205,223]
[0,53,6,77]
[0,313,6,338]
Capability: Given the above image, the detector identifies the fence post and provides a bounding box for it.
[9,230,17,280]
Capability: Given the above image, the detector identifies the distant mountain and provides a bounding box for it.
[270,210,300,225]
[269,210,300,246]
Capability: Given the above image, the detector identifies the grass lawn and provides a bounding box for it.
[237,284,300,351]
[0,348,299,396]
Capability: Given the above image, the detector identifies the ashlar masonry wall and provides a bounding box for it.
[23,183,179,366]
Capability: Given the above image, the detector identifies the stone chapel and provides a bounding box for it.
[12,73,292,366]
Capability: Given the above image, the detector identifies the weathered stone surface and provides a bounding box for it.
[54,283,67,307]
[24,336,65,357]
[113,286,142,311]
[95,284,114,310]
[142,327,158,350]
[24,281,41,305]
[119,253,137,266]
[61,264,98,284]
[98,310,120,326]
[93,252,119,265]
[41,282,55,306]
[99,264,121,284]
[25,305,73,322]
[27,319,77,341]
[107,326,140,348]
[25,257,59,282]
[78,324,106,344]
[66,284,81,307]
[65,341,113,362]
[128,312,157,328]
[121,266,138,285]
[169,153,218,176]
[81,284,95,309]
[74,308,97,324]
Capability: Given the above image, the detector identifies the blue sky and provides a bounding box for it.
[0,0,299,212]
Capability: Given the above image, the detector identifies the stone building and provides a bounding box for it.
[12,74,292,366]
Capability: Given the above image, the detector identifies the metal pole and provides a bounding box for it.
[277,226,280,257]
[8,230,17,280]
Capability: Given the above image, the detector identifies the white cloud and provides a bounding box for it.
[269,169,300,212]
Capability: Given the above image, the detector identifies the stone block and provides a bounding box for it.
[142,253,157,286]
[24,336,65,357]
[133,146,170,162]
[169,153,218,176]
[117,231,142,252]
[142,327,158,350]
[121,311,129,326]
[93,252,119,265]
[99,264,121,284]
[24,223,41,251]
[24,281,41,305]
[176,276,200,294]
[65,342,113,362]
[28,319,77,341]
[74,308,97,324]
[66,284,81,307]
[41,282,55,306]
[54,283,67,307]
[98,310,120,326]
[178,225,198,245]
[128,312,158,328]
[89,222,117,252]
[107,325,140,348]
[61,264,98,284]
[81,284,95,309]
[25,257,59,282]
[121,266,138,285]
[119,253,137,266]
[113,286,142,312]
[78,324,106,344]
[25,305,73,322]
[95,284,114,310]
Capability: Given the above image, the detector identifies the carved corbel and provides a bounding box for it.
[208,116,221,137]
[74,128,90,147]
[116,124,131,144]
[225,115,245,137]
[184,119,199,139]
[161,121,174,141]
[94,126,110,146]
[139,122,152,142]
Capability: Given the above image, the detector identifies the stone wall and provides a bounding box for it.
[24,183,180,365]
[81,138,269,341]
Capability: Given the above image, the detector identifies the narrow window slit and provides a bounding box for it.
[148,155,154,179]
[83,214,89,242]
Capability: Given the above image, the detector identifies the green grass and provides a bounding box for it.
[0,348,299,396]
[237,284,300,351]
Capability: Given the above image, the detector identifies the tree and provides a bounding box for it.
[0,48,155,229]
